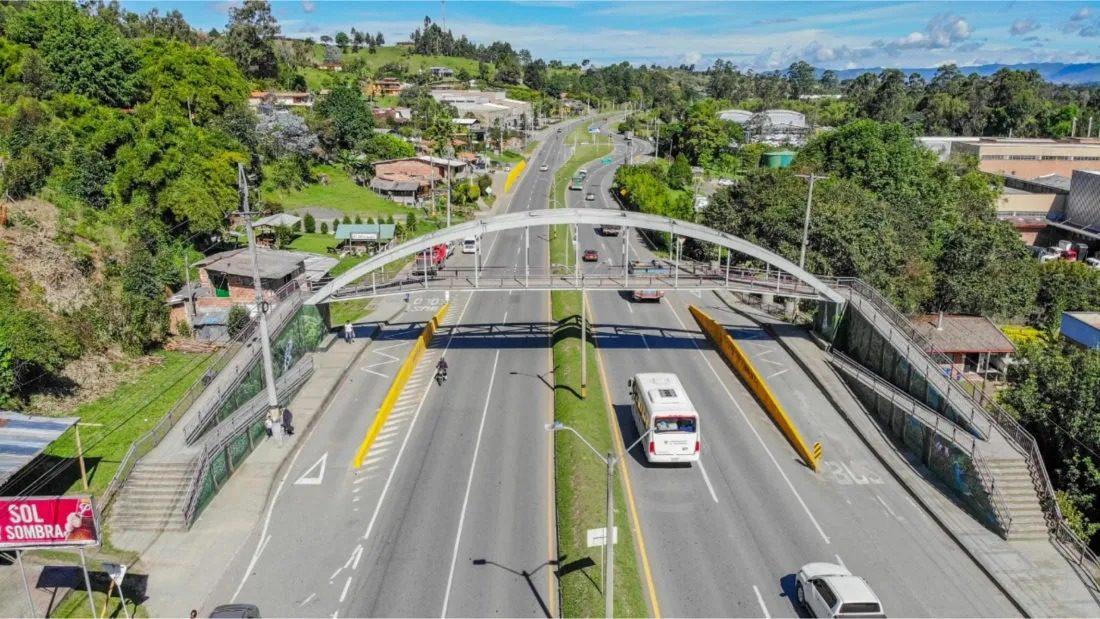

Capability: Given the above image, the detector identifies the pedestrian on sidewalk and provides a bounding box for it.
[282,407,294,436]
[343,321,354,344]
[264,417,273,438]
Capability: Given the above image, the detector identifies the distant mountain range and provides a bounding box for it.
[830,63,1100,85]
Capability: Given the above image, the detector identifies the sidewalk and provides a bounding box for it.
[132,298,407,617]
[725,296,1100,617]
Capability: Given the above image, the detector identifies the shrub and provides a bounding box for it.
[227,304,250,337]
[320,221,329,234]
[342,214,351,224]
[304,213,316,233]
[354,214,362,224]
[176,320,193,338]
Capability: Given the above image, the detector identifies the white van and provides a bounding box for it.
[627,373,700,463]
[462,236,478,254]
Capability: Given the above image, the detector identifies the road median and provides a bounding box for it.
[688,304,823,471]
[352,303,449,467]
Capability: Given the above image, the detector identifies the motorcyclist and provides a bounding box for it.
[436,357,448,380]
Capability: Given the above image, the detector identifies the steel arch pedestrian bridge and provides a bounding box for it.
[305,208,845,306]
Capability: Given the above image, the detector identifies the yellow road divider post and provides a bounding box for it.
[353,303,450,468]
[688,305,823,471]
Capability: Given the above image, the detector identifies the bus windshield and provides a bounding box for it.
[654,416,696,433]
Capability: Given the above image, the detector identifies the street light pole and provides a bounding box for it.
[794,173,827,271]
[546,422,654,619]
[238,164,281,425]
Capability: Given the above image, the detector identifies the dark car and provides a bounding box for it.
[583,249,599,262]
[210,604,261,618]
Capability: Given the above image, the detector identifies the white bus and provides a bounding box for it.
[627,373,700,463]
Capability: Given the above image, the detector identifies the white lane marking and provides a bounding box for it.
[441,349,503,618]
[361,295,476,543]
[766,368,789,379]
[753,585,771,619]
[698,460,719,504]
[329,565,342,581]
[905,495,920,510]
[875,494,898,519]
[300,593,316,607]
[339,576,352,603]
[835,554,846,568]
[349,544,364,570]
[256,534,271,560]
[294,453,328,486]
[361,367,388,378]
[626,302,634,314]
[665,304,831,544]
[231,400,325,602]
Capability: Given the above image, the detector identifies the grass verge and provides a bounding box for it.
[552,291,647,618]
[50,587,148,619]
[38,351,215,496]
[265,164,411,218]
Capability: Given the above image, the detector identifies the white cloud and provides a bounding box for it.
[680,51,702,65]
[1009,18,1039,36]
[301,1,316,13]
[877,13,971,53]
[1071,7,1093,21]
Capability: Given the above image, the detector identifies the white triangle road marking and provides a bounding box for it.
[294,453,328,486]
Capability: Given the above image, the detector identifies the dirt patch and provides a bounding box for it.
[25,348,164,416]
[0,199,95,313]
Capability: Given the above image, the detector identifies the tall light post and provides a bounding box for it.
[546,422,654,619]
[237,164,281,425]
[794,172,828,271]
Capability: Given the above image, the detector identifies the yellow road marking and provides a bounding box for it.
[589,293,662,619]
[352,303,449,468]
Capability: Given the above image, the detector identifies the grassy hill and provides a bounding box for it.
[301,45,482,89]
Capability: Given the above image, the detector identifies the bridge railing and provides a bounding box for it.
[826,276,1100,583]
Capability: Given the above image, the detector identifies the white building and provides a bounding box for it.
[718,109,810,146]
[431,89,532,128]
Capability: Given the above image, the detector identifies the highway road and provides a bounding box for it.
[571,123,1019,617]
[212,117,1019,618]
[212,120,583,617]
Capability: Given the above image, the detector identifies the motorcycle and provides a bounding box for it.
[435,366,448,385]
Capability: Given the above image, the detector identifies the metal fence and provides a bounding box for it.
[822,277,1100,583]
[182,356,314,526]
[830,351,1012,536]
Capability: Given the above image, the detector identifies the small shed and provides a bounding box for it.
[334,224,397,256]
[911,314,1016,380]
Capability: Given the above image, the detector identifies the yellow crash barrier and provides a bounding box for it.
[688,305,823,471]
[504,160,526,193]
[353,302,449,468]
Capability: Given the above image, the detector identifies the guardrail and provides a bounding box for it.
[101,280,304,513]
[829,351,1013,536]
[182,355,315,526]
[824,277,1100,584]
[689,304,822,471]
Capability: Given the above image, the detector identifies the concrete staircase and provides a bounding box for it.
[986,458,1051,541]
[107,460,196,532]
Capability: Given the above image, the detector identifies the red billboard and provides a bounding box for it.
[0,496,100,549]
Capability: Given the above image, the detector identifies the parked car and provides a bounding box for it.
[583,249,599,262]
[1087,257,1100,270]
[585,192,596,201]
[796,563,884,618]
[539,163,549,171]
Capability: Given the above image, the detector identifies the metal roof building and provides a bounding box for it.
[0,411,78,489]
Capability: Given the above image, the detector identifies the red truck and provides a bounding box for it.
[413,244,449,275]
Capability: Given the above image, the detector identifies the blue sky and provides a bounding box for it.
[121,1,1100,70]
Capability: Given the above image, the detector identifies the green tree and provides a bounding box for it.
[313,81,374,151]
[304,212,316,232]
[785,60,816,98]
[931,216,1038,319]
[227,304,251,337]
[1033,260,1100,329]
[335,31,349,52]
[668,154,692,190]
[10,2,139,106]
[219,0,280,79]
[136,39,249,125]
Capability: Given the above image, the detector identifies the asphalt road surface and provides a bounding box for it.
[571,125,1019,617]
[214,119,1019,618]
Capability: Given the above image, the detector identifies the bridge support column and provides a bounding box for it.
[725,245,731,287]
[623,227,630,288]
[524,227,530,288]
[573,224,580,288]
[581,289,588,398]
[474,237,480,288]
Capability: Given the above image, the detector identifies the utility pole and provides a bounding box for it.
[237,164,281,425]
[794,172,827,271]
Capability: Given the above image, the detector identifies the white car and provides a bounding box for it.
[539,164,549,171]
[796,563,884,618]
[1087,257,1100,270]
[461,236,478,254]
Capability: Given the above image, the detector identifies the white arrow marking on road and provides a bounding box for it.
[295,453,328,486]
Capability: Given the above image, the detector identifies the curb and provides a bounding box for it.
[710,291,1032,618]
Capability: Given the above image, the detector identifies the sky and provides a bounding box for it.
[122,1,1100,70]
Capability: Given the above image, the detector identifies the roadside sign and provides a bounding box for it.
[0,496,100,549]
[104,562,127,586]
[586,526,619,548]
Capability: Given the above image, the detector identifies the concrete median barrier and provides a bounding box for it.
[353,303,449,468]
[688,305,823,471]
